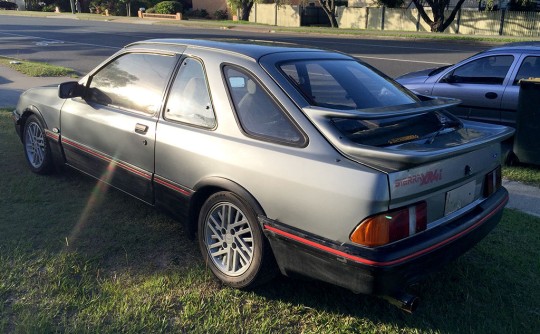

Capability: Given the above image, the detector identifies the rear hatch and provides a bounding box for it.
[303,98,514,172]
[304,99,513,224]
[263,51,513,237]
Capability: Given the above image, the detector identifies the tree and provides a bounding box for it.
[228,0,256,21]
[410,0,467,32]
[378,0,466,32]
[317,0,338,28]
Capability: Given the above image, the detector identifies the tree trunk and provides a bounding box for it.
[240,2,254,21]
[317,0,338,28]
[412,0,466,32]
[439,0,466,32]
[431,6,445,32]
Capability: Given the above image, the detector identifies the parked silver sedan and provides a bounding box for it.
[396,42,540,127]
[13,39,513,312]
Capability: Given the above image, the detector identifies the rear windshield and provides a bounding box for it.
[279,60,418,110]
[279,59,458,147]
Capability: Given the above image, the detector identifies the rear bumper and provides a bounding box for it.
[262,187,508,296]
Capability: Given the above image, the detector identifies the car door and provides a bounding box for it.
[153,57,218,215]
[60,52,178,203]
[500,54,540,126]
[432,54,515,124]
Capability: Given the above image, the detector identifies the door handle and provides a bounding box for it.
[485,92,498,99]
[135,123,148,134]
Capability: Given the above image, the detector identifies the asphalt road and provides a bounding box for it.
[0,15,496,78]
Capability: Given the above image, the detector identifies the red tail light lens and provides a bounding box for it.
[350,202,427,247]
[484,166,501,198]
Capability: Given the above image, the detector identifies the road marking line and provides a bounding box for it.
[0,32,120,50]
[286,38,474,53]
[351,54,452,66]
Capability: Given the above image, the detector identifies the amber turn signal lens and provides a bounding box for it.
[351,202,427,247]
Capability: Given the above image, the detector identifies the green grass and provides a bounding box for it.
[504,166,540,187]
[0,57,77,77]
[1,108,539,333]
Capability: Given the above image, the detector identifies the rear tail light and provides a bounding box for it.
[350,202,427,247]
[484,166,501,198]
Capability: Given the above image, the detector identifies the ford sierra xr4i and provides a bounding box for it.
[13,39,514,312]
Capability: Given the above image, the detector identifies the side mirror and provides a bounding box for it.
[58,81,84,99]
[442,74,457,84]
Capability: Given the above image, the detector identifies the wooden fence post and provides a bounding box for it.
[365,7,369,30]
[499,9,506,36]
[274,3,278,26]
[456,9,461,34]
[381,6,385,30]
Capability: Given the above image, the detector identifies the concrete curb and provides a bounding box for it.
[502,180,540,217]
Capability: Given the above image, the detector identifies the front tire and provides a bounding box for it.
[23,114,53,174]
[198,191,276,289]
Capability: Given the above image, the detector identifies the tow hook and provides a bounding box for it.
[382,291,420,313]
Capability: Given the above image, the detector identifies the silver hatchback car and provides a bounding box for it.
[13,39,513,311]
[396,42,540,127]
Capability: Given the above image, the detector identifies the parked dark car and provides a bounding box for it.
[396,42,540,128]
[13,39,513,312]
[0,1,18,10]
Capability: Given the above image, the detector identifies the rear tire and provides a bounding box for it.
[504,150,519,166]
[23,114,53,174]
[198,191,276,289]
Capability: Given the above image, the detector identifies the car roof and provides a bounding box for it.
[486,42,540,53]
[125,38,340,60]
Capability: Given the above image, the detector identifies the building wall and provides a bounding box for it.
[192,0,228,15]
[13,0,25,10]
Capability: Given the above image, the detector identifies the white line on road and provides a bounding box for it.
[0,32,120,50]
[351,54,452,66]
[289,38,474,53]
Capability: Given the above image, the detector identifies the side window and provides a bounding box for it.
[164,58,215,128]
[449,55,514,85]
[223,66,304,145]
[514,56,540,85]
[88,53,175,114]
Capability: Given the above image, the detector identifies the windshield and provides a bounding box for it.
[279,60,418,110]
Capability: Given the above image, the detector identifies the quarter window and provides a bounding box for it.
[164,58,216,128]
[514,56,540,85]
[224,66,304,145]
[88,53,175,114]
[449,55,514,85]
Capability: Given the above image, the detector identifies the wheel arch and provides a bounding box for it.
[186,177,266,237]
[19,105,66,172]
[18,105,47,140]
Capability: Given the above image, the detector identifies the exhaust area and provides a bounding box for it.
[382,292,420,313]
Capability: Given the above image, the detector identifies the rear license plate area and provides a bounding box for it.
[445,181,476,216]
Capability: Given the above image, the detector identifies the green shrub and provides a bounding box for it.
[42,4,57,12]
[185,8,208,18]
[214,9,228,20]
[154,1,182,14]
